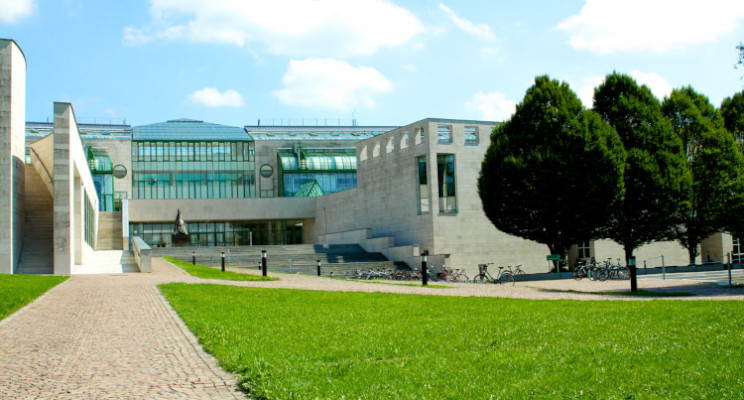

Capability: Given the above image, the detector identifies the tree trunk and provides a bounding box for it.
[625,246,638,292]
[687,246,698,266]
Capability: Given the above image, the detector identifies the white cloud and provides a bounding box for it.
[188,87,245,107]
[438,3,497,41]
[556,0,744,53]
[465,91,516,122]
[272,58,393,111]
[629,70,673,101]
[571,76,604,108]
[124,0,424,57]
[404,64,417,72]
[0,0,35,23]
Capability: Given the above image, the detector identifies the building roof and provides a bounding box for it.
[26,121,132,140]
[133,119,250,141]
[245,125,398,141]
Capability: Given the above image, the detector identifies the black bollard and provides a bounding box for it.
[317,260,321,276]
[221,251,225,272]
[192,251,196,265]
[421,252,428,286]
[261,250,267,277]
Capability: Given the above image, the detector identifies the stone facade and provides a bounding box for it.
[0,40,26,274]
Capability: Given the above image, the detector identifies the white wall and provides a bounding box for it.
[0,40,26,274]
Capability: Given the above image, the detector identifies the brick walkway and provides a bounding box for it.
[0,261,242,399]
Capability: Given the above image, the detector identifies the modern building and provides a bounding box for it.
[2,38,739,276]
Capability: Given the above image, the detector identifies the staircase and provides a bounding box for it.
[17,168,54,274]
[154,244,410,275]
[97,211,123,250]
[72,250,139,274]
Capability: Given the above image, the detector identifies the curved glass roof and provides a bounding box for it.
[133,119,251,141]
[278,151,357,172]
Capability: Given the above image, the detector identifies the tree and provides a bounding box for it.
[593,73,692,292]
[478,76,625,271]
[662,86,744,263]
[721,90,744,143]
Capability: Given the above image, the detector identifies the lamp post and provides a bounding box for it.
[221,251,225,272]
[317,259,321,276]
[261,250,267,277]
[421,251,428,286]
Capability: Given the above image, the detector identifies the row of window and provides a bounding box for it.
[133,172,255,199]
[132,141,255,162]
[417,154,457,215]
[360,125,479,161]
[130,220,304,247]
[281,172,357,197]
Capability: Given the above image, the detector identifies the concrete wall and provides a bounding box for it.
[0,40,26,274]
[52,102,100,274]
[128,197,316,222]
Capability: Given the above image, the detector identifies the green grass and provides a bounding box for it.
[164,256,278,282]
[531,287,697,297]
[160,283,744,400]
[0,274,68,321]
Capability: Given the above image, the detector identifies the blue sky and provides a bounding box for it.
[2,0,744,127]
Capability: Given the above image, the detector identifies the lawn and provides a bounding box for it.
[0,274,68,321]
[160,283,744,400]
[164,256,279,282]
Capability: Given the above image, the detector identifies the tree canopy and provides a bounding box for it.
[662,86,744,263]
[721,90,744,142]
[593,73,692,291]
[478,76,625,269]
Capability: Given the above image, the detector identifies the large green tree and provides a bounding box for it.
[478,76,625,271]
[662,86,744,263]
[721,90,744,143]
[593,73,692,291]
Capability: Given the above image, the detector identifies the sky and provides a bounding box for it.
[2,0,744,128]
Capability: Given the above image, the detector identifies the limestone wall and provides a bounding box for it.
[0,40,26,274]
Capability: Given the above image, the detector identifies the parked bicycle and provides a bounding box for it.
[472,263,515,285]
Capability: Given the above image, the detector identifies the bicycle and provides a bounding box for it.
[472,263,515,285]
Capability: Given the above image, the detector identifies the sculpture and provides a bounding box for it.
[172,209,190,246]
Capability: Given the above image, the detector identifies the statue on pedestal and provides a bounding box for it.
[171,209,190,247]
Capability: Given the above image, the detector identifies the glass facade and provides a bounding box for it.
[437,154,457,214]
[132,141,255,199]
[417,155,429,214]
[130,220,304,247]
[277,148,358,197]
[87,147,115,211]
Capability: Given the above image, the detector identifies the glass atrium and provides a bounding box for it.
[132,119,255,199]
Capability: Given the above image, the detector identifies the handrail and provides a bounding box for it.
[29,146,54,185]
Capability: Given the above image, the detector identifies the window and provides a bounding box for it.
[401,133,409,149]
[360,145,368,161]
[464,126,479,144]
[372,141,380,157]
[437,154,456,214]
[417,156,429,214]
[577,241,591,259]
[386,137,394,153]
[437,124,452,143]
[734,237,743,263]
[415,127,425,145]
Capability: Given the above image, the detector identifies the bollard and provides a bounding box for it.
[661,254,666,280]
[192,251,196,265]
[262,250,267,277]
[728,252,733,287]
[317,260,321,276]
[421,252,428,286]
[221,251,225,272]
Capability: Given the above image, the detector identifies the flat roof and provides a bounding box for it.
[133,119,250,141]
[26,121,132,139]
[245,126,398,141]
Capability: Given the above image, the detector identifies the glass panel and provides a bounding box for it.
[437,154,456,213]
[465,126,478,144]
[417,156,429,214]
[437,125,452,143]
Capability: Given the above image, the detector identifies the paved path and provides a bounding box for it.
[2,258,742,399]
[0,260,242,399]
